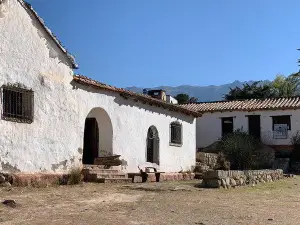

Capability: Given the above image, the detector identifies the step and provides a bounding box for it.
[82,168,120,175]
[96,173,127,179]
[83,164,120,170]
[97,178,132,184]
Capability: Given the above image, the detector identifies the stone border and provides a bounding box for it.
[0,173,70,187]
[202,169,283,188]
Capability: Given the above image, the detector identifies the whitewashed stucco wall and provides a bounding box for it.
[197,110,300,149]
[74,84,196,173]
[0,0,80,173]
[0,0,196,173]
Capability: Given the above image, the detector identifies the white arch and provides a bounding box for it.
[86,107,113,157]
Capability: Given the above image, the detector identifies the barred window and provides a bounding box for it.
[272,115,291,130]
[170,121,182,145]
[1,85,34,123]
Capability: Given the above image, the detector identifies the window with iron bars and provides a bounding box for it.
[170,122,182,145]
[1,85,34,123]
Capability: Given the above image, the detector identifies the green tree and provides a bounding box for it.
[189,96,198,103]
[271,73,300,97]
[175,93,190,104]
[224,73,300,101]
[224,82,276,100]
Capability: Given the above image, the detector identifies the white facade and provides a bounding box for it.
[197,110,300,149]
[166,95,178,104]
[0,0,196,173]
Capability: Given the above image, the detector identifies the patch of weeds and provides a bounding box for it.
[66,167,83,185]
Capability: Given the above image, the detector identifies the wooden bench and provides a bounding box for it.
[129,166,164,182]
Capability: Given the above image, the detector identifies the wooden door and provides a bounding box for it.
[83,118,99,164]
[222,117,233,136]
[248,115,261,140]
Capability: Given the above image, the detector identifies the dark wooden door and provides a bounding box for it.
[83,118,99,164]
[147,126,159,165]
[248,115,261,140]
[222,117,233,136]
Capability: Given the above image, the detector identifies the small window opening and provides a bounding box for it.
[1,85,34,123]
[170,121,182,145]
[272,115,291,130]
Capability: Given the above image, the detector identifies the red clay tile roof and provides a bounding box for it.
[73,75,201,117]
[181,97,300,113]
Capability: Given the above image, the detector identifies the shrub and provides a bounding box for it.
[291,131,300,162]
[217,130,275,170]
[275,149,292,158]
[217,130,261,170]
[215,152,230,170]
[67,167,83,185]
[251,145,275,169]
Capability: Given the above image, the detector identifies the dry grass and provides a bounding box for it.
[66,167,83,185]
[0,177,300,224]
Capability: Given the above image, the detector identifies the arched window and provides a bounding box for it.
[170,121,182,145]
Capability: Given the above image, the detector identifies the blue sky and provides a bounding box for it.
[28,0,300,88]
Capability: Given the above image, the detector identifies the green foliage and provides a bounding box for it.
[290,131,300,162]
[275,149,292,158]
[175,93,190,104]
[215,152,230,170]
[291,131,300,146]
[217,131,266,170]
[175,93,198,104]
[225,72,300,100]
[251,145,275,169]
[225,82,275,100]
[67,167,83,185]
[272,73,300,97]
[189,96,198,103]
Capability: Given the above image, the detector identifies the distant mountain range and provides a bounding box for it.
[127,80,257,102]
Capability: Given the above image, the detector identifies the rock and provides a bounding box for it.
[0,175,5,183]
[2,199,17,208]
[0,182,11,187]
[205,179,221,188]
[225,177,230,186]
[230,178,236,186]
[284,174,295,178]
[240,178,244,186]
[221,179,227,188]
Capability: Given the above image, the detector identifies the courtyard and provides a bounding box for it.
[0,178,300,225]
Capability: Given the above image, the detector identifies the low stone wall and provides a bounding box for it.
[202,169,283,188]
[196,152,218,168]
[194,152,218,179]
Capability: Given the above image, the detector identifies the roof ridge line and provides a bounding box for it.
[18,0,78,69]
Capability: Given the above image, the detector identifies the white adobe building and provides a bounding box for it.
[166,95,178,104]
[182,97,300,151]
[0,0,199,173]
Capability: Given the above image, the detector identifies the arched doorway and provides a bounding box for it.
[146,126,160,165]
[82,107,113,164]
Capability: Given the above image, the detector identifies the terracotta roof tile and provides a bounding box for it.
[73,75,201,117]
[181,97,300,113]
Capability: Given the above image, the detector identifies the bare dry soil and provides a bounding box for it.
[0,178,300,225]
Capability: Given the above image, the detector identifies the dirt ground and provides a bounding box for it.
[0,178,300,225]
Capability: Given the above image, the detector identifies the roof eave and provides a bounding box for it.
[73,76,201,118]
[20,0,78,69]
